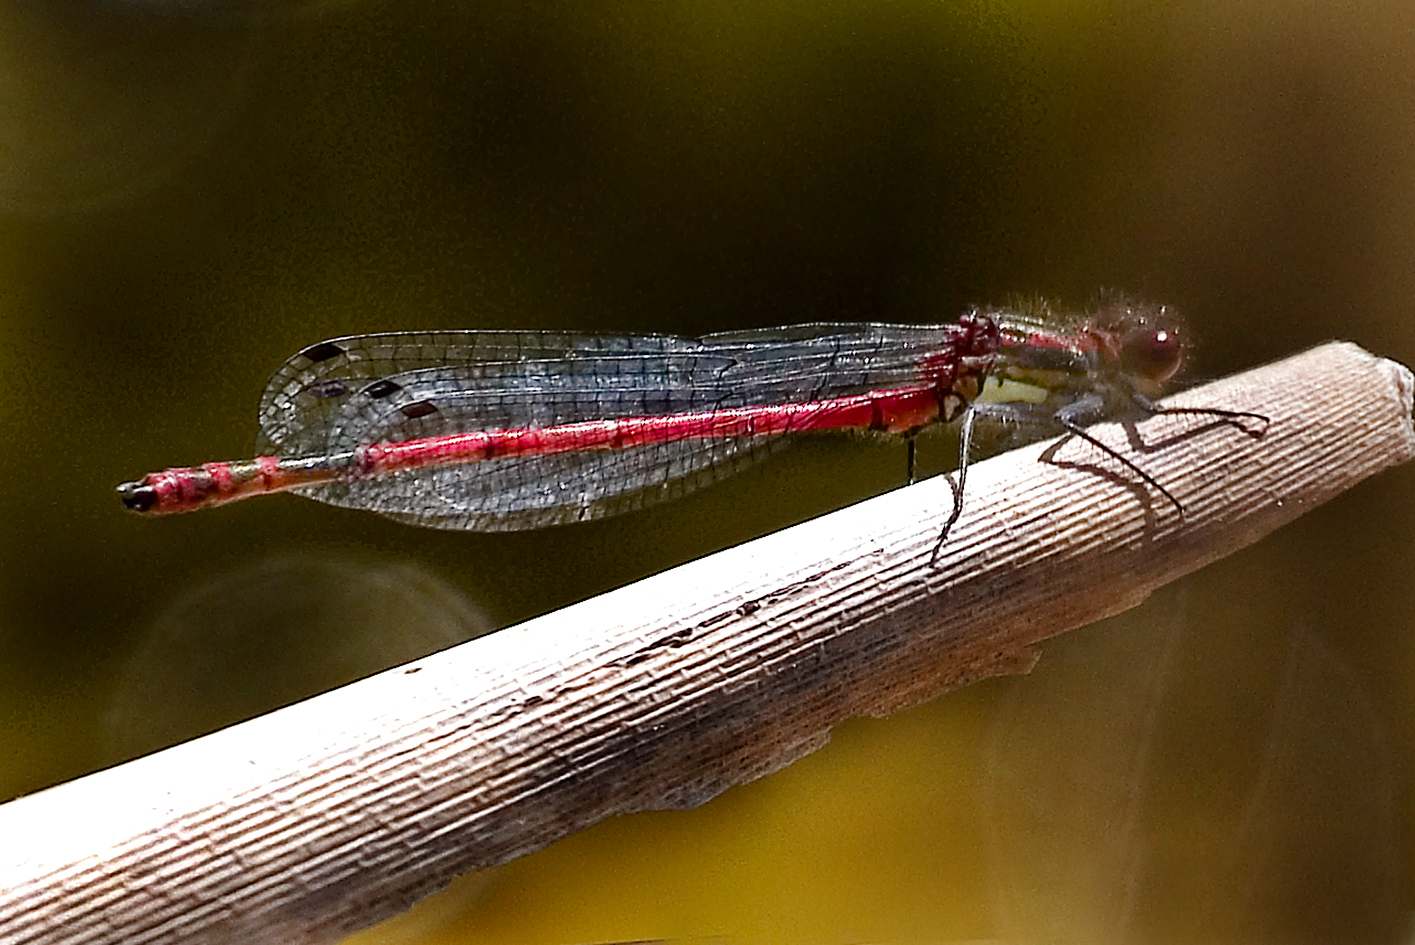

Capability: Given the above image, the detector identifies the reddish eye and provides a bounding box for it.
[1121,328,1183,384]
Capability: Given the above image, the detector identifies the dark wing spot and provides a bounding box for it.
[364,379,403,399]
[299,341,345,363]
[400,401,439,420]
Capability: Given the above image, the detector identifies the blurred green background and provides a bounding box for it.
[2,0,1414,942]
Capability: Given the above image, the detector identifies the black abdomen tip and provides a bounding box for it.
[118,482,157,513]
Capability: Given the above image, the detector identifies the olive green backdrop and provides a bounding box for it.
[2,1,1413,942]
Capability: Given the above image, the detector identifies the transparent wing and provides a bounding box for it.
[254,324,967,530]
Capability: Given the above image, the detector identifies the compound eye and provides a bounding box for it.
[1121,327,1183,384]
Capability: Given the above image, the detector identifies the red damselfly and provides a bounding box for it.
[117,301,1268,543]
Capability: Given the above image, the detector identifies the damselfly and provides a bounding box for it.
[118,301,1268,541]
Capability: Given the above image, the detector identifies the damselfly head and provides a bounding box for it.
[1119,324,1184,386]
[1089,300,1188,395]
